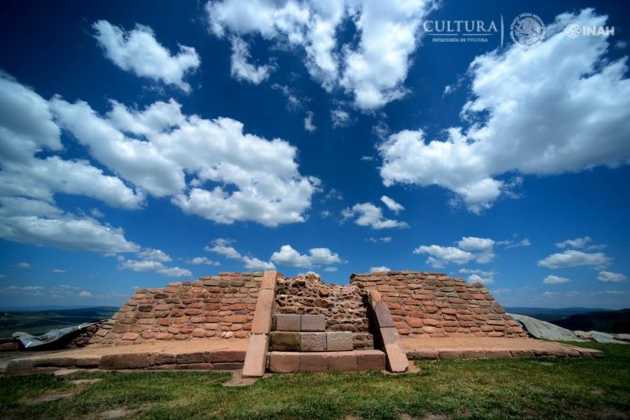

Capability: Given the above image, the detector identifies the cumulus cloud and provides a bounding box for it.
[93,20,200,91]
[459,268,494,285]
[331,108,350,128]
[378,10,630,213]
[380,195,404,213]
[304,111,316,132]
[0,73,147,255]
[457,236,494,263]
[555,236,592,249]
[206,0,435,110]
[370,266,390,273]
[206,238,275,271]
[544,275,570,285]
[119,248,191,277]
[229,37,273,84]
[342,202,408,229]
[271,244,341,268]
[50,95,319,227]
[414,236,495,268]
[538,250,610,269]
[597,271,626,283]
[414,245,473,268]
[189,256,220,266]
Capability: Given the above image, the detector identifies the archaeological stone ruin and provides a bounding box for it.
[82,270,532,375]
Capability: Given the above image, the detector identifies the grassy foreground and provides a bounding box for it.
[1,342,628,419]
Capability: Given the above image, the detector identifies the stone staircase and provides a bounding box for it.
[267,313,386,373]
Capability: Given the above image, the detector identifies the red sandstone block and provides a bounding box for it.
[176,352,209,364]
[275,314,301,331]
[407,350,438,360]
[326,332,353,351]
[270,332,300,351]
[299,353,327,372]
[261,271,277,290]
[122,332,139,341]
[373,302,396,328]
[356,350,386,370]
[327,352,358,371]
[380,327,409,373]
[301,332,326,352]
[301,314,326,332]
[100,353,154,369]
[242,334,268,377]
[251,289,274,334]
[269,352,300,373]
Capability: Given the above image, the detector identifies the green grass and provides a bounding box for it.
[1,342,629,419]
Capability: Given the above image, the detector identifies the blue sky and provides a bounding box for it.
[1,0,629,309]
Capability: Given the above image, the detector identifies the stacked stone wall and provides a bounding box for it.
[89,272,262,346]
[274,274,370,333]
[351,272,526,338]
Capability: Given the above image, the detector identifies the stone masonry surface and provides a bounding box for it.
[275,273,370,333]
[89,273,262,346]
[90,271,525,346]
[351,272,526,338]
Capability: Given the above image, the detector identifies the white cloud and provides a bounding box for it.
[415,236,496,268]
[242,256,275,271]
[500,238,531,249]
[367,236,392,243]
[79,290,93,298]
[189,256,220,266]
[414,245,473,268]
[459,268,494,285]
[304,111,316,132]
[555,236,592,249]
[270,244,341,268]
[370,266,390,273]
[50,95,319,227]
[331,108,350,128]
[1,210,139,254]
[205,238,242,259]
[380,195,404,213]
[17,262,31,269]
[138,248,171,262]
[457,236,495,263]
[229,37,273,84]
[52,269,66,273]
[378,10,630,212]
[342,202,408,229]
[93,20,200,92]
[544,275,570,285]
[0,74,144,210]
[206,238,275,271]
[206,0,435,110]
[119,253,192,278]
[538,250,610,269]
[597,271,626,283]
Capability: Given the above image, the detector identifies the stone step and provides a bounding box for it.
[270,331,374,352]
[273,314,326,332]
[268,350,385,373]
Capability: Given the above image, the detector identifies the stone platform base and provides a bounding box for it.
[4,339,248,374]
[268,350,385,373]
[401,337,602,359]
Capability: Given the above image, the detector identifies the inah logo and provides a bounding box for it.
[510,13,545,47]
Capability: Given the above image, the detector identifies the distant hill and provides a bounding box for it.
[506,307,610,322]
[553,309,630,333]
[507,307,630,334]
[0,306,118,337]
